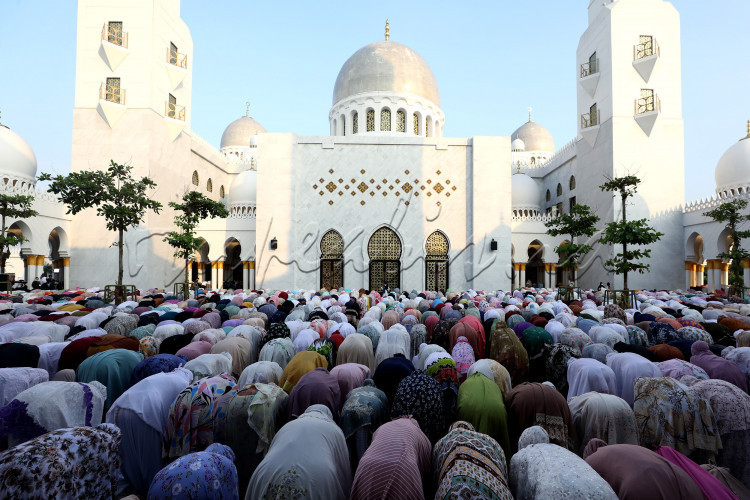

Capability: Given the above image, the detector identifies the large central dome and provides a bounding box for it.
[332,40,441,106]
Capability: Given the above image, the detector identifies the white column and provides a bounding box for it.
[519,266,526,288]
[685,266,691,290]
[63,258,70,290]
[249,261,256,290]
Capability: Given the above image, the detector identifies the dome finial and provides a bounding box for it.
[385,19,390,41]
[527,106,532,123]
[245,101,250,117]
[744,119,750,141]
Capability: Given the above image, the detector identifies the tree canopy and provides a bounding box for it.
[599,175,662,290]
[546,203,600,283]
[703,198,750,291]
[39,161,162,287]
[163,190,229,284]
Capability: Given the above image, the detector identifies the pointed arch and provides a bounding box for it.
[368,226,402,291]
[320,230,344,290]
[425,230,449,291]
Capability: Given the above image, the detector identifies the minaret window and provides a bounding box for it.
[169,42,178,65]
[556,183,563,196]
[192,171,199,186]
[413,114,419,135]
[396,110,406,132]
[380,108,391,131]
[342,115,346,136]
[107,22,125,47]
[589,103,599,126]
[569,175,576,190]
[636,35,654,59]
[637,89,655,114]
[546,189,551,202]
[207,178,213,192]
[168,94,177,118]
[367,110,375,132]
[352,112,358,134]
[104,77,122,104]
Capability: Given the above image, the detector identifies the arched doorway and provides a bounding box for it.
[6,222,31,281]
[368,227,401,291]
[191,239,210,283]
[224,238,242,288]
[526,240,545,287]
[425,231,449,292]
[320,230,344,290]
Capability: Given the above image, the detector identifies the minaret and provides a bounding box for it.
[575,0,685,290]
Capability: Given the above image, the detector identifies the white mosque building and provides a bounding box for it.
[0,0,747,293]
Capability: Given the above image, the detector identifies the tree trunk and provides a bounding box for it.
[622,192,628,291]
[118,227,124,287]
[185,257,189,284]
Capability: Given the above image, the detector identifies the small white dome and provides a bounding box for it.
[511,138,526,152]
[220,116,266,149]
[249,134,260,148]
[0,125,37,182]
[512,172,541,210]
[715,136,750,194]
[228,169,257,206]
[511,120,554,153]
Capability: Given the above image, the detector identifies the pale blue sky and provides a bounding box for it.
[1,1,747,202]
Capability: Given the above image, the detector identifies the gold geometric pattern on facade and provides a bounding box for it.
[413,113,419,135]
[353,113,358,134]
[360,200,366,206]
[313,167,457,207]
[396,110,406,132]
[367,110,375,131]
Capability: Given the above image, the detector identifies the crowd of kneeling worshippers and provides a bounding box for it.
[1,285,750,499]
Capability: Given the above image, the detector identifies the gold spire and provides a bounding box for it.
[746,120,750,139]
[245,101,250,117]
[527,106,532,123]
[385,19,390,41]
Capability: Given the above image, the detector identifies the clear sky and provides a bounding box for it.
[1,0,748,203]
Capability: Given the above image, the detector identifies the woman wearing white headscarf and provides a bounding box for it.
[510,427,617,499]
[246,404,351,499]
[567,392,639,455]
[606,352,662,406]
[566,357,617,400]
[105,368,193,494]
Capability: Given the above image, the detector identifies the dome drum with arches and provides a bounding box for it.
[511,172,542,213]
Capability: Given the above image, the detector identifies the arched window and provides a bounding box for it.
[396,110,406,132]
[206,178,213,192]
[425,117,432,137]
[219,185,225,198]
[341,115,346,136]
[569,175,576,190]
[368,227,402,291]
[192,171,199,186]
[320,230,344,290]
[434,121,440,137]
[413,113,419,135]
[425,231,449,291]
[352,112,358,134]
[366,109,375,132]
[556,183,562,196]
[530,157,535,165]
[546,189,551,202]
[380,108,391,131]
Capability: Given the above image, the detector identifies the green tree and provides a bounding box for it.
[599,175,663,290]
[163,190,229,283]
[546,204,600,286]
[39,161,162,286]
[0,194,38,274]
[703,198,750,291]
